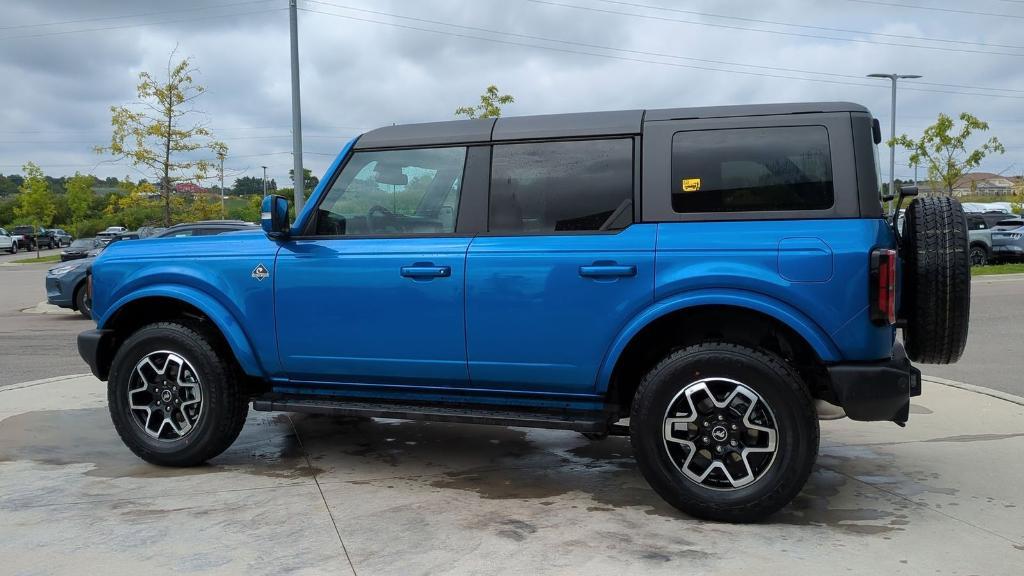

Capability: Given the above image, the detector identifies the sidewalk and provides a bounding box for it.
[1,375,1022,575]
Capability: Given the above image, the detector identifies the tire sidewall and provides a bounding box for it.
[632,346,817,519]
[108,325,230,462]
[75,285,92,319]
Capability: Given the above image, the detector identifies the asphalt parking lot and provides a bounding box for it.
[2,260,1023,574]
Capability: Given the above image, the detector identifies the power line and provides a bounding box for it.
[0,7,284,41]
[847,0,1024,19]
[299,3,1024,100]
[592,0,1024,52]
[524,0,1024,58]
[308,0,1024,95]
[0,0,276,30]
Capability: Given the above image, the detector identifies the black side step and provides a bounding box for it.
[251,397,608,433]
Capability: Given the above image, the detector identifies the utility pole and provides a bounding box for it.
[217,149,226,219]
[868,72,921,208]
[289,0,305,214]
[262,165,268,197]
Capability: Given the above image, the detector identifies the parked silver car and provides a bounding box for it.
[991,218,1024,262]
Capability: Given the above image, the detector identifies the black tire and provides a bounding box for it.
[107,322,249,466]
[969,243,988,267]
[901,196,971,364]
[630,342,818,523]
[10,241,17,254]
[74,284,92,319]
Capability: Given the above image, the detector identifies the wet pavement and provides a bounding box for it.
[1,375,1022,575]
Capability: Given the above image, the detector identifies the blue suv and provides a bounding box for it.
[78,102,970,521]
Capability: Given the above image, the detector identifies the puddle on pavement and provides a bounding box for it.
[0,407,939,534]
[0,407,316,479]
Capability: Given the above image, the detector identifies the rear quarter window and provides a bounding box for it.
[671,126,834,213]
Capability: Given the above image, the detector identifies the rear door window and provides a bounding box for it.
[671,126,834,213]
[488,139,633,234]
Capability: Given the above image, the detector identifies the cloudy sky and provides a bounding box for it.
[2,0,1023,188]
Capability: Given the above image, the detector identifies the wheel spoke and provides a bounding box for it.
[662,377,779,491]
[127,350,203,442]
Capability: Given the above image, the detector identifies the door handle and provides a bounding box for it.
[578,264,637,278]
[400,265,451,279]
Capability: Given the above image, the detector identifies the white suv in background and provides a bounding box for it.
[0,227,23,253]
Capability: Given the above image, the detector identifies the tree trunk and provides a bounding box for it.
[163,104,173,227]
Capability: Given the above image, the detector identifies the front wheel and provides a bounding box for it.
[107,322,249,466]
[631,342,818,522]
[10,241,17,254]
[75,285,92,319]
[969,244,988,267]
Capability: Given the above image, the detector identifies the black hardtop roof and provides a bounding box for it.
[354,102,869,149]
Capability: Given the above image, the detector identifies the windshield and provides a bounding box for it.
[70,239,95,248]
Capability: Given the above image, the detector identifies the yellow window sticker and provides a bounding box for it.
[681,178,701,192]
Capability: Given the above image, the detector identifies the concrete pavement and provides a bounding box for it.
[1,375,1022,575]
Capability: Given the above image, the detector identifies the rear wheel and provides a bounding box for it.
[901,196,971,364]
[631,342,818,522]
[107,322,248,466]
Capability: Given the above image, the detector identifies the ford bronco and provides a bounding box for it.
[78,102,970,522]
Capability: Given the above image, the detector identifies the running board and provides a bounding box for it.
[251,397,609,433]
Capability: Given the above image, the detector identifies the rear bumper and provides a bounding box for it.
[826,341,921,423]
[78,329,115,381]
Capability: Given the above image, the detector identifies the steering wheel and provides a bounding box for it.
[367,204,396,233]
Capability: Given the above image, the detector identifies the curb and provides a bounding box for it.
[0,373,92,392]
[923,375,1024,407]
[972,273,1024,283]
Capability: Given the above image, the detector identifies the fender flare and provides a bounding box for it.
[99,284,264,378]
[595,288,841,393]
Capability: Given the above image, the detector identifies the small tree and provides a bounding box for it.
[15,162,57,257]
[455,85,515,119]
[96,49,226,226]
[289,168,319,193]
[891,113,1005,195]
[65,172,95,236]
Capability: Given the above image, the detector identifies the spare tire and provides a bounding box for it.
[901,196,970,364]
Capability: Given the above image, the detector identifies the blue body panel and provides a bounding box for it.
[274,236,471,386]
[466,225,656,394]
[92,231,281,378]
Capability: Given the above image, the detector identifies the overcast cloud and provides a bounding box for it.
[1,0,1023,187]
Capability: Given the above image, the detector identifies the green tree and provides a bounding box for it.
[892,113,1005,195]
[96,50,226,226]
[288,168,319,194]
[455,85,515,119]
[15,162,57,256]
[65,172,95,235]
[232,176,275,196]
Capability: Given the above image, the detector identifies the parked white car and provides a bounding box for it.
[0,227,24,253]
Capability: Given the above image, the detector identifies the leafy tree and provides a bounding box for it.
[65,172,95,235]
[289,168,319,194]
[455,85,515,119]
[96,50,226,226]
[232,176,275,196]
[0,174,21,197]
[892,113,1005,195]
[104,177,163,229]
[15,162,57,226]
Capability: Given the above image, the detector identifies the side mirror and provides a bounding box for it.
[261,195,291,238]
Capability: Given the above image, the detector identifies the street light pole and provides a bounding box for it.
[262,165,268,197]
[289,0,305,215]
[868,72,921,205]
[217,150,226,219]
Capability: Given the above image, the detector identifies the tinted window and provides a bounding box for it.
[489,139,633,234]
[314,147,466,236]
[967,216,988,230]
[671,126,834,213]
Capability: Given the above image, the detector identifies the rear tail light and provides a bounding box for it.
[869,248,897,325]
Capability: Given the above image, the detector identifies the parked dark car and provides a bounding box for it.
[12,225,57,250]
[45,228,73,248]
[61,238,103,262]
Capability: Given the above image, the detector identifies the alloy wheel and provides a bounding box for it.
[127,351,204,441]
[662,378,778,490]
